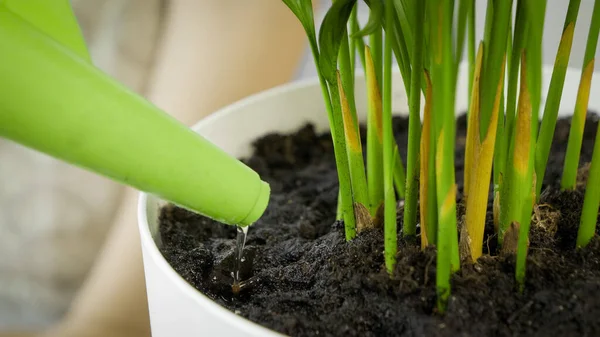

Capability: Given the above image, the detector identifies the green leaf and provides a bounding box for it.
[318,0,358,84]
[282,0,317,47]
[352,0,383,37]
[393,0,414,59]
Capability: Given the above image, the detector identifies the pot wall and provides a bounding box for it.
[139,66,600,336]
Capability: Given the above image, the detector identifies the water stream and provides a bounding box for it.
[231,225,248,294]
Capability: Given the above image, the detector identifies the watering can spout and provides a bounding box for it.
[0,2,270,226]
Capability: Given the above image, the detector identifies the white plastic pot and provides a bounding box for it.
[138,66,600,336]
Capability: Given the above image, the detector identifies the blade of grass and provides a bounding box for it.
[535,0,582,195]
[429,0,459,312]
[562,0,600,190]
[403,0,425,237]
[420,70,437,248]
[577,119,600,248]
[366,46,385,216]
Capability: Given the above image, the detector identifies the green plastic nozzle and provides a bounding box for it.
[0,2,269,226]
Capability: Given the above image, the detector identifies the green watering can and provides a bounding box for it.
[0,0,270,226]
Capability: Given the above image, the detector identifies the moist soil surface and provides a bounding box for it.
[159,114,600,337]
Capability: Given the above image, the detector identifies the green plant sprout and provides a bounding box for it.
[285,0,598,312]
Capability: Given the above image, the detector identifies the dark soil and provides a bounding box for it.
[159,113,600,337]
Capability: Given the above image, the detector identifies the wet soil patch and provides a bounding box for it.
[159,114,600,337]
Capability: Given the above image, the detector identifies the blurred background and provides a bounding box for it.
[0,0,598,334]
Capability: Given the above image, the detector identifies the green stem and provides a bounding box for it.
[494,13,512,191]
[370,29,383,89]
[339,31,369,211]
[562,0,600,190]
[455,0,471,81]
[380,3,410,200]
[422,71,438,246]
[467,0,476,106]
[393,0,414,56]
[480,0,512,140]
[494,90,506,190]
[381,2,413,96]
[349,5,358,76]
[394,148,406,199]
[337,72,369,212]
[427,127,438,245]
[577,120,600,248]
[500,54,533,248]
[336,190,343,221]
[528,0,548,144]
[339,31,359,127]
[515,154,536,287]
[384,0,398,274]
[536,0,582,196]
[403,0,425,237]
[393,21,413,96]
[366,46,385,215]
[310,39,356,239]
[350,10,367,73]
[505,0,528,149]
[430,0,459,312]
[327,80,358,240]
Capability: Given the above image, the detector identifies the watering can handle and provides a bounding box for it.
[0,2,270,226]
